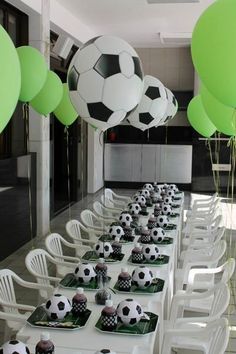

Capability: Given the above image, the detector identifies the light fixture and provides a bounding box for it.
[159,32,192,46]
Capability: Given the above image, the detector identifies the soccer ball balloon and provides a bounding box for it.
[143,183,154,192]
[109,225,124,240]
[116,298,144,326]
[94,241,113,258]
[142,244,159,261]
[45,294,71,320]
[67,35,144,131]
[128,75,168,131]
[74,262,96,283]
[162,204,172,215]
[151,227,166,243]
[134,195,146,206]
[166,189,175,198]
[156,215,169,228]
[132,266,154,289]
[119,212,133,227]
[129,203,141,215]
[159,88,178,126]
[0,340,30,354]
[139,189,150,199]
[163,196,173,205]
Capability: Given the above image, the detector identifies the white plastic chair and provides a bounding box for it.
[186,195,219,218]
[190,193,218,209]
[169,283,230,327]
[101,195,123,212]
[25,248,75,298]
[105,188,131,207]
[175,240,227,291]
[161,318,229,354]
[182,214,223,241]
[45,233,91,263]
[80,209,113,234]
[93,201,119,221]
[181,225,225,251]
[66,219,97,246]
[0,269,53,339]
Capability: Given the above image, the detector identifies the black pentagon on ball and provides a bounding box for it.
[153,230,158,236]
[87,102,113,122]
[75,267,79,274]
[139,112,154,125]
[122,222,126,226]
[173,96,177,107]
[101,350,111,354]
[104,245,109,251]
[133,280,139,287]
[95,244,100,251]
[160,218,163,222]
[117,228,121,234]
[46,300,51,309]
[150,255,156,260]
[138,271,145,279]
[0,349,3,354]
[145,86,161,100]
[57,301,65,311]
[145,247,151,254]
[26,348,30,354]
[158,237,162,242]
[136,305,142,314]
[122,306,130,316]
[126,216,129,221]
[51,313,58,320]
[133,56,143,80]
[94,54,121,78]
[149,270,153,277]
[130,317,137,325]
[12,352,20,354]
[78,277,84,283]
[126,298,133,302]
[9,341,19,345]
[54,294,61,297]
[68,66,79,91]
[109,228,112,233]
[145,280,151,287]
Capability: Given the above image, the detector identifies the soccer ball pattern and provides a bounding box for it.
[116,298,144,326]
[119,212,133,227]
[68,35,144,131]
[129,203,141,215]
[162,204,172,215]
[95,350,117,354]
[142,244,159,261]
[163,196,173,205]
[143,183,154,192]
[132,266,154,289]
[169,184,179,193]
[156,215,169,228]
[139,189,150,199]
[94,241,113,258]
[128,75,168,131]
[134,195,146,206]
[0,340,30,354]
[45,294,71,320]
[74,262,96,283]
[151,227,166,243]
[109,225,124,240]
[166,189,175,198]
[159,88,178,126]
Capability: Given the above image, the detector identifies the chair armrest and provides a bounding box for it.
[1,301,35,312]
[33,273,62,284]
[0,310,28,322]
[187,267,218,287]
[15,278,54,293]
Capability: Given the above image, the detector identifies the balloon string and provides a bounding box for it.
[207,139,218,194]
[22,103,34,249]
[65,126,72,221]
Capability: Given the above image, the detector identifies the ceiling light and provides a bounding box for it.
[159,32,192,46]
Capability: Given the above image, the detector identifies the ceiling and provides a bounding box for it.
[55,0,215,47]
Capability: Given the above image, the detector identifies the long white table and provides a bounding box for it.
[17,193,184,354]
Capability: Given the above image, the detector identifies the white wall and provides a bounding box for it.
[87,126,104,194]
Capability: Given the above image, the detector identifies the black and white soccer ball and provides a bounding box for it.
[128,75,168,131]
[134,195,146,206]
[94,241,113,258]
[151,227,166,243]
[162,204,172,216]
[156,215,169,228]
[163,196,173,205]
[140,189,150,199]
[0,340,30,354]
[169,184,179,192]
[129,203,141,215]
[45,294,71,320]
[132,266,154,289]
[159,88,178,126]
[116,298,144,326]
[142,244,159,261]
[74,262,96,283]
[67,35,144,131]
[143,183,154,192]
[109,225,124,240]
[166,189,175,198]
[119,212,133,227]
[95,350,117,354]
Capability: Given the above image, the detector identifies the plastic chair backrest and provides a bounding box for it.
[210,240,227,264]
[209,283,230,318]
[101,195,116,209]
[104,188,114,201]
[66,219,82,242]
[93,201,104,216]
[45,233,64,261]
[81,209,99,228]
[0,269,17,314]
[208,318,229,354]
[25,249,51,287]
[221,258,235,282]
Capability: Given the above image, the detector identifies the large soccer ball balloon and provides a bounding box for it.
[143,183,154,192]
[129,203,141,215]
[132,266,154,289]
[119,212,133,227]
[128,75,168,131]
[116,298,144,326]
[151,227,166,243]
[74,262,96,283]
[0,340,30,354]
[67,36,144,131]
[109,225,124,240]
[45,294,71,320]
[159,88,178,126]
[142,244,159,261]
[94,241,113,258]
[134,195,146,206]
[162,204,172,216]
[156,215,169,228]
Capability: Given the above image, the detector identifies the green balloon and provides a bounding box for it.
[187,96,216,138]
[54,83,78,125]
[0,25,21,133]
[191,0,236,107]
[201,85,236,136]
[17,46,47,102]
[30,71,63,115]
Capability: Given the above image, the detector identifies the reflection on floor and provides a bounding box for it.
[0,189,235,353]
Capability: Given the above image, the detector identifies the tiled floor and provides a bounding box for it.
[0,189,235,353]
